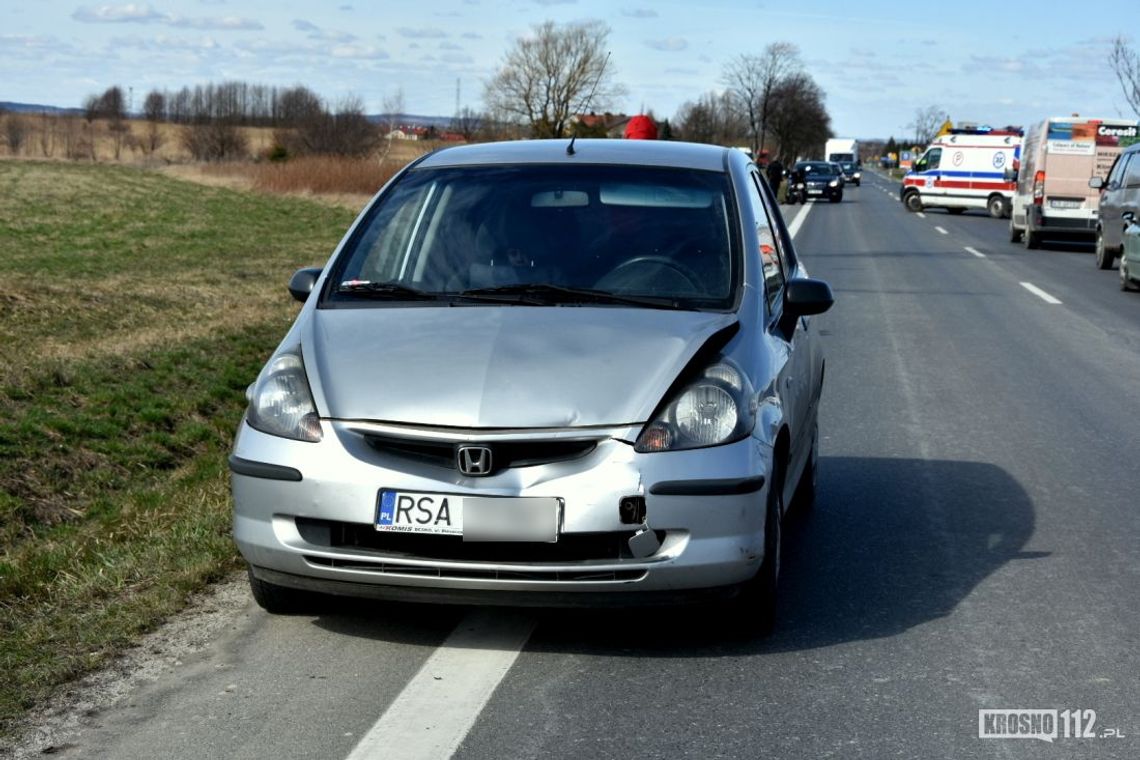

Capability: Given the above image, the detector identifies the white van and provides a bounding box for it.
[900,128,1022,217]
[1009,117,1140,249]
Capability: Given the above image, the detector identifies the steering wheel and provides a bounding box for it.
[595,255,703,293]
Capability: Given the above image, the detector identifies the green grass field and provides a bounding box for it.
[0,160,357,733]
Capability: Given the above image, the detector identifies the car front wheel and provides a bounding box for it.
[721,458,784,637]
[904,192,923,213]
[248,566,321,614]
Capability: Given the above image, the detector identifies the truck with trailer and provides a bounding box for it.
[900,126,1022,217]
[1008,117,1140,249]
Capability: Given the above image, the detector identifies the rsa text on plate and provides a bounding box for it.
[376,490,561,543]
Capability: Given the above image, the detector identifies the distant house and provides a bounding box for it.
[570,111,630,138]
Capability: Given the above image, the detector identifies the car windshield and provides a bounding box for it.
[797,162,837,176]
[325,164,739,310]
[840,162,858,171]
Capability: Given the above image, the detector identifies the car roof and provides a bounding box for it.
[416,138,733,173]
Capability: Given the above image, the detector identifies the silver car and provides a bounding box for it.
[230,139,833,634]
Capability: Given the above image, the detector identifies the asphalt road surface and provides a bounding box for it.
[34,171,1140,759]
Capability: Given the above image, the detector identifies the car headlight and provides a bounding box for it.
[245,350,322,442]
[829,179,840,187]
[635,359,756,452]
[853,172,862,179]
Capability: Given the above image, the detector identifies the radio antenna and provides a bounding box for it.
[567,51,611,156]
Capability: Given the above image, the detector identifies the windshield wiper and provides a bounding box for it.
[458,283,684,309]
[336,281,444,301]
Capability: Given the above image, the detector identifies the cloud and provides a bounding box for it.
[534,0,575,4]
[397,27,447,39]
[167,15,262,30]
[461,32,481,40]
[73,4,261,30]
[329,43,388,59]
[622,7,657,17]
[72,4,163,23]
[440,41,462,50]
[338,4,353,9]
[292,18,356,42]
[440,52,474,64]
[646,38,687,52]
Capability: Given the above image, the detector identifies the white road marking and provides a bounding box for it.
[345,610,535,760]
[935,226,948,235]
[964,246,986,258]
[786,200,813,240]
[1019,282,1062,304]
[916,212,926,219]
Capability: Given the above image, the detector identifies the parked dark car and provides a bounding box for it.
[837,161,862,186]
[791,161,844,202]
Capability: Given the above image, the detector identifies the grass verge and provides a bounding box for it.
[0,160,354,735]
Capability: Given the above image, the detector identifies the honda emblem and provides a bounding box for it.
[457,445,493,476]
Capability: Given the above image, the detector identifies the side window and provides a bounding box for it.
[1124,154,1140,188]
[747,171,786,313]
[1108,155,1130,188]
[915,148,941,172]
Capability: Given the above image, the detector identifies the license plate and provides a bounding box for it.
[376,490,560,542]
[1049,199,1081,209]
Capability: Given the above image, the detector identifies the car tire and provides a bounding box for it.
[830,192,842,203]
[1095,230,1115,270]
[903,191,923,213]
[1024,228,1041,250]
[1009,221,1023,243]
[248,566,320,614]
[987,195,1007,219]
[722,457,784,638]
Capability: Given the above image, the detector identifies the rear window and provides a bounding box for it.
[326,164,740,310]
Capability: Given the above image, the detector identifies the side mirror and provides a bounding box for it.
[1124,211,1136,224]
[1088,177,1104,190]
[784,278,834,318]
[288,267,323,303]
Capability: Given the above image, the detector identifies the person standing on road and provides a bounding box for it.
[766,158,784,202]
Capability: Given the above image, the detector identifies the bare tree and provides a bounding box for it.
[450,106,484,142]
[674,91,745,146]
[767,72,832,163]
[3,113,29,155]
[484,20,624,138]
[1110,36,1140,118]
[143,90,166,155]
[722,43,802,156]
[278,95,379,157]
[908,105,945,146]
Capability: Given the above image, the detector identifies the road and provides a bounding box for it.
[30,172,1140,759]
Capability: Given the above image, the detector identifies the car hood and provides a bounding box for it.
[307,306,737,428]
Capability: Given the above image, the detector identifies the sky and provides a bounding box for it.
[1,0,1134,139]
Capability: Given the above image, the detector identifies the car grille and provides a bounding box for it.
[362,434,597,475]
[296,517,661,564]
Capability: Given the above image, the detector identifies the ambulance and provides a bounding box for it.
[1008,117,1140,249]
[900,126,1022,217]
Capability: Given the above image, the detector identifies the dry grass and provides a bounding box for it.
[201,154,405,197]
